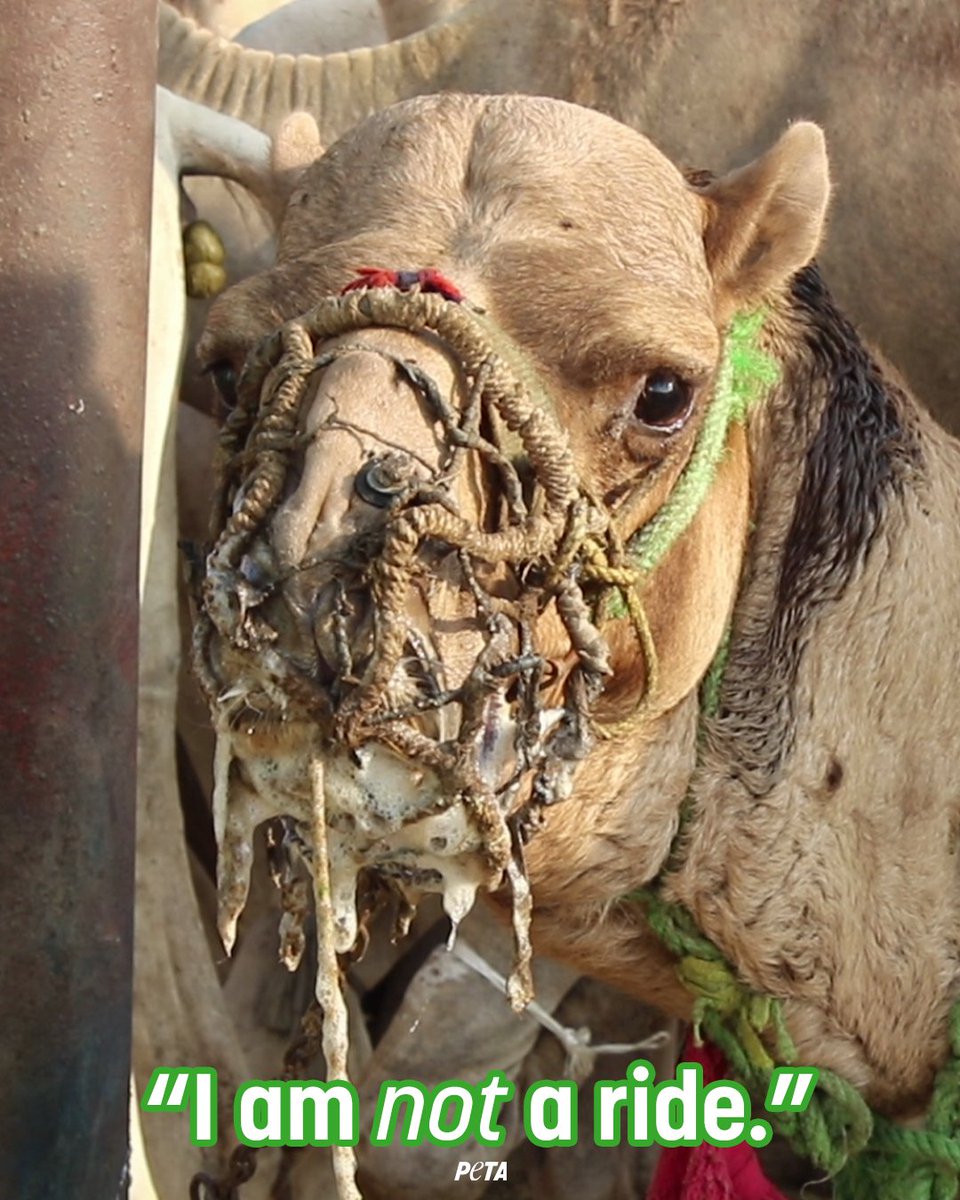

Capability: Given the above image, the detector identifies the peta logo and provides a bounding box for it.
[454,1162,508,1182]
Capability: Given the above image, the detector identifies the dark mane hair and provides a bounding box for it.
[707,264,923,793]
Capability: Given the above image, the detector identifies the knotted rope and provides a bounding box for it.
[198,282,686,1009]
[646,874,960,1196]
[199,285,786,1008]
[834,1005,960,1199]
[637,889,875,1177]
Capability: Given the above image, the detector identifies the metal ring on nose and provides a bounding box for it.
[354,451,417,508]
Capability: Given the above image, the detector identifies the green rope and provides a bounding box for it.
[835,1005,960,1198]
[626,309,778,575]
[626,308,960,1193]
[602,311,776,621]
[631,888,875,1176]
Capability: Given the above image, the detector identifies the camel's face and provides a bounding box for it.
[205,94,725,546]
[194,94,828,998]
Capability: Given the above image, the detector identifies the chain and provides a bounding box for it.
[190,1144,258,1200]
[187,1003,325,1200]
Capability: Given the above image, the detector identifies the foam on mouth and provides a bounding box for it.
[210,687,567,1199]
[212,693,566,965]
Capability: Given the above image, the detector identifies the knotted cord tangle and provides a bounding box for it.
[194,284,663,1018]
[192,283,775,1200]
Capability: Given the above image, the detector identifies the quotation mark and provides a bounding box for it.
[140,1068,218,1145]
[764,1067,819,1113]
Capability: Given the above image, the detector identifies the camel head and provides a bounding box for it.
[193,93,829,1008]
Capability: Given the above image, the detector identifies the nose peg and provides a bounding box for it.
[354,451,418,508]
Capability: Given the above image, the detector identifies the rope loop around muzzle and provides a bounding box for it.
[203,285,665,733]
[243,288,581,514]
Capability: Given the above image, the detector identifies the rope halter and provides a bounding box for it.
[195,280,663,1009]
[193,274,771,1012]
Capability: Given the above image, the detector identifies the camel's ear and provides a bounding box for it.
[703,122,830,305]
[271,112,323,194]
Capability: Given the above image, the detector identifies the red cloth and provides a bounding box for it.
[647,1037,789,1200]
[340,266,465,302]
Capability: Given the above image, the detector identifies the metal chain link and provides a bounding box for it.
[187,1002,325,1200]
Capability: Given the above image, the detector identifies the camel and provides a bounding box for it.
[192,92,960,1196]
[235,0,469,51]
[157,0,960,438]
[127,8,960,1200]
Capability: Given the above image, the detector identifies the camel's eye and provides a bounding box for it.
[206,360,239,410]
[634,369,693,431]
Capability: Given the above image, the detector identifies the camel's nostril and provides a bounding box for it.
[354,451,420,508]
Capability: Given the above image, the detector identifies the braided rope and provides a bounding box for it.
[627,309,777,572]
[636,889,875,1177]
[199,286,652,1009]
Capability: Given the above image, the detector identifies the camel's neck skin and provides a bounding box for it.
[671,269,960,1116]
[528,266,960,1117]
[522,686,701,1017]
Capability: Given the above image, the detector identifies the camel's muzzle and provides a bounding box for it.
[193,283,644,1008]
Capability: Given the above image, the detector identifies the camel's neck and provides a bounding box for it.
[521,267,960,1110]
[670,266,960,1114]
[521,687,700,1015]
[709,265,925,793]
